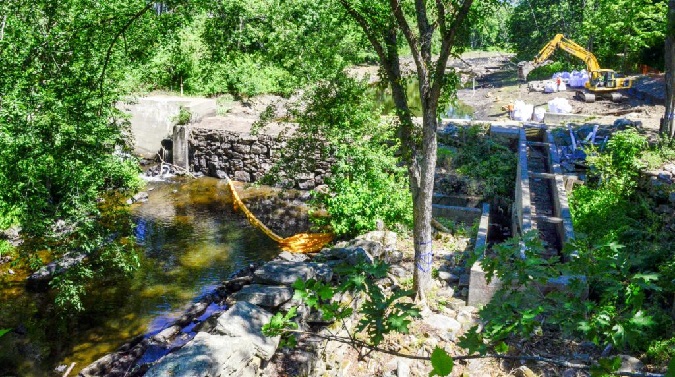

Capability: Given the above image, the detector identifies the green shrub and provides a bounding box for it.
[314,135,413,236]
[172,106,192,126]
[263,74,413,237]
[445,125,516,201]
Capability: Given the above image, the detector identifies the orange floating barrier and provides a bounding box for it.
[227,178,333,253]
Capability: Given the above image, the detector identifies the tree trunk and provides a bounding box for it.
[411,106,438,303]
[663,0,675,137]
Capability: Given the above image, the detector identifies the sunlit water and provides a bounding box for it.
[0,177,279,376]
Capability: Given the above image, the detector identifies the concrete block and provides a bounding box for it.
[467,260,502,307]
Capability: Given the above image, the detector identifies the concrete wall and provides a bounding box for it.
[122,96,216,158]
[546,130,575,249]
[467,204,499,307]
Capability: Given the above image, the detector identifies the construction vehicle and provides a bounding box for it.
[518,34,632,103]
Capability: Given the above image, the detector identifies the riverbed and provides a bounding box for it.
[0,178,279,376]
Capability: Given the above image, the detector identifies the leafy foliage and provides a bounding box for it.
[439,125,517,202]
[261,74,413,237]
[475,130,674,363]
[476,231,670,353]
[0,0,151,311]
[263,261,420,349]
[124,0,370,97]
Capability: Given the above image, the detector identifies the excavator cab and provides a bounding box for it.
[589,70,616,89]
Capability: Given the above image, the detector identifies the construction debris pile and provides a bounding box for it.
[550,119,643,174]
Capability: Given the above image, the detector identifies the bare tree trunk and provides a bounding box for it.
[663,0,675,137]
[411,107,438,303]
[338,0,473,303]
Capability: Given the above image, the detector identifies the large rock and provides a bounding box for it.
[253,261,332,285]
[144,332,260,377]
[145,302,279,377]
[356,231,397,250]
[230,284,293,308]
[211,301,279,359]
[26,252,86,291]
[322,247,374,265]
[423,313,462,341]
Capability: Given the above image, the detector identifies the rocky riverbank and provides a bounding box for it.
[76,226,483,377]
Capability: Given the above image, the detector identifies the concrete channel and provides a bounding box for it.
[467,124,577,307]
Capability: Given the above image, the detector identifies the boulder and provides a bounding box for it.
[234,170,251,182]
[145,302,279,377]
[253,261,332,285]
[230,284,293,308]
[276,251,309,262]
[618,355,644,373]
[423,313,462,341]
[144,332,260,377]
[356,230,398,250]
[322,247,374,265]
[210,301,279,359]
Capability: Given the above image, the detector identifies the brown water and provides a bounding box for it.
[0,177,279,376]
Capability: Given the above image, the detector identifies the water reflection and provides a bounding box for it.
[371,78,474,119]
[0,177,279,376]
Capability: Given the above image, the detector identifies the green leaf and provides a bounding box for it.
[0,328,11,338]
[429,347,454,377]
[665,358,675,377]
[457,327,486,356]
[318,285,334,301]
[494,341,509,354]
[630,310,654,327]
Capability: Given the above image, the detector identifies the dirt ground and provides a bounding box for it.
[189,51,667,139]
[454,53,666,133]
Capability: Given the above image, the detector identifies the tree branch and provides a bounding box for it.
[413,0,433,69]
[337,0,389,67]
[430,0,474,103]
[286,328,667,377]
[388,0,423,73]
[98,1,153,101]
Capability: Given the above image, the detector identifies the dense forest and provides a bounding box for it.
[0,0,673,375]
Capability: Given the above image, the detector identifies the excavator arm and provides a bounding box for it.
[519,33,631,102]
[533,34,601,72]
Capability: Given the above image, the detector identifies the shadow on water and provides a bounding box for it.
[371,78,474,119]
[0,177,279,376]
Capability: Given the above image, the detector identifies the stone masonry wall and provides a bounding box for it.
[189,127,330,189]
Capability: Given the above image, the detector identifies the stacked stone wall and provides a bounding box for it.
[189,127,330,189]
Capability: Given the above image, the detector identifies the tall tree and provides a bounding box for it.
[664,0,675,137]
[0,0,170,311]
[336,0,480,302]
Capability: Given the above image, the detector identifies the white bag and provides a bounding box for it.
[548,98,572,114]
[533,107,545,122]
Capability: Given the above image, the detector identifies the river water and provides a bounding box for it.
[0,177,279,376]
[372,78,474,119]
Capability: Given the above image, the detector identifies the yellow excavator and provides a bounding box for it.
[518,34,633,103]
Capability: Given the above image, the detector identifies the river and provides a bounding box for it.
[0,177,279,376]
